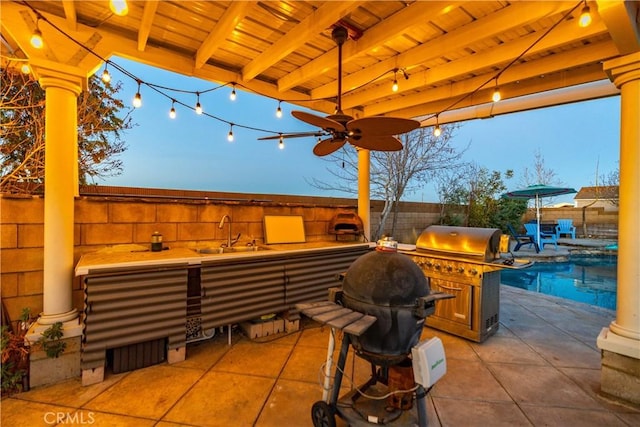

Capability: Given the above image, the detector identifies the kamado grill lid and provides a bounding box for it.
[415,225,502,262]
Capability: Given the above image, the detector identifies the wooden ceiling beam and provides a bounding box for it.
[342,18,609,111]
[276,1,457,92]
[61,0,77,31]
[311,1,576,100]
[364,41,616,116]
[393,64,608,121]
[241,1,362,81]
[137,0,159,52]
[596,0,640,54]
[194,1,253,69]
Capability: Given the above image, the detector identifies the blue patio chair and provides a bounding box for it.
[506,224,539,253]
[556,219,576,239]
[524,223,558,250]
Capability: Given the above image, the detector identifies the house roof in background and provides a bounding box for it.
[575,185,619,199]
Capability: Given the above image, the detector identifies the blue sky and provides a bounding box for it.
[99,57,620,204]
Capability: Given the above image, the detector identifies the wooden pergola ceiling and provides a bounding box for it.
[2,1,639,126]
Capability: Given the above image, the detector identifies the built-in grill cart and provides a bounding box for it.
[400,225,531,343]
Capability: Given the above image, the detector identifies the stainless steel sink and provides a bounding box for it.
[194,245,269,254]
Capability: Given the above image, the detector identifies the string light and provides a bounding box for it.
[30,20,43,49]
[101,64,111,83]
[578,1,592,27]
[109,0,129,16]
[492,78,501,102]
[21,63,31,74]
[132,80,142,108]
[227,124,234,142]
[278,134,285,150]
[195,92,203,114]
[392,69,399,92]
[276,101,283,118]
[169,100,176,119]
[229,83,237,101]
[433,115,442,137]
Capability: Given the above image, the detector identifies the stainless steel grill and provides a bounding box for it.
[402,225,507,342]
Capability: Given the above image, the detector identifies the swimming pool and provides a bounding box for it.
[500,254,617,310]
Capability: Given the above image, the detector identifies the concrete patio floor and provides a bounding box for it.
[2,281,639,426]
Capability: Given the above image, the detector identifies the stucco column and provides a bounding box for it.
[357,149,371,242]
[31,62,85,326]
[597,52,640,405]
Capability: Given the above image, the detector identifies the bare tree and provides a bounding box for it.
[520,148,561,187]
[1,68,133,194]
[308,124,467,240]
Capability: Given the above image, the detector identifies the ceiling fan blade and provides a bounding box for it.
[313,137,346,156]
[258,132,324,140]
[347,116,420,136]
[349,135,403,152]
[292,110,346,132]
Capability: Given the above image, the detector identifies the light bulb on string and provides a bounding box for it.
[132,81,142,108]
[229,83,237,101]
[21,64,31,74]
[195,92,202,114]
[433,115,442,137]
[227,124,234,142]
[492,79,501,102]
[279,134,285,150]
[110,0,129,16]
[101,64,111,83]
[276,101,283,118]
[578,2,592,27]
[392,68,399,92]
[169,100,176,119]
[30,20,43,49]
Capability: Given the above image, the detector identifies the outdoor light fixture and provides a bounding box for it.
[492,79,501,102]
[227,124,234,142]
[101,64,111,83]
[276,101,283,118]
[433,115,441,137]
[229,84,237,101]
[21,63,31,74]
[392,69,399,92]
[109,0,129,16]
[578,2,592,28]
[30,20,43,49]
[169,100,176,119]
[195,92,202,114]
[132,81,142,108]
[279,134,284,149]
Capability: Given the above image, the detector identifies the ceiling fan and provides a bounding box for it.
[259,26,420,156]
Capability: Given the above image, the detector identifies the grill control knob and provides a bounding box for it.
[469,268,478,275]
[425,261,433,267]
[457,267,465,273]
[446,266,453,272]
[434,264,441,270]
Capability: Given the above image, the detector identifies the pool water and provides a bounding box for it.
[500,255,617,310]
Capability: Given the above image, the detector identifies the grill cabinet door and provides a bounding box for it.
[429,278,472,328]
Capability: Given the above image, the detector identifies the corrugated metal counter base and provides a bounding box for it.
[295,301,376,336]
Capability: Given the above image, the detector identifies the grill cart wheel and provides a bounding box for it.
[311,400,336,427]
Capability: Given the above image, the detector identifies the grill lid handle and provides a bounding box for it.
[414,292,455,318]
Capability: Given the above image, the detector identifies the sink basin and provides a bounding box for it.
[195,245,269,254]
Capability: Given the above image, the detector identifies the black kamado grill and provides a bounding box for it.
[297,238,453,427]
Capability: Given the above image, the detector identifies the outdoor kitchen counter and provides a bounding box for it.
[75,242,371,276]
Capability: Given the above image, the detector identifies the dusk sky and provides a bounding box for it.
[99,57,621,205]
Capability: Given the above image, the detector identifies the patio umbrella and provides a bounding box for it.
[501,184,577,248]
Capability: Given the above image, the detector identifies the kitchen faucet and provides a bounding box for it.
[218,215,240,247]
